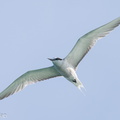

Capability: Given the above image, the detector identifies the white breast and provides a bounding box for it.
[52,59,78,81]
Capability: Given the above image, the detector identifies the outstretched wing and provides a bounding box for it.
[65,17,120,68]
[0,66,61,100]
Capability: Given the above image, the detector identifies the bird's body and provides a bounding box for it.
[0,17,120,100]
[50,58,83,89]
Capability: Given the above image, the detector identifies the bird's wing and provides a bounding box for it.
[65,17,120,68]
[0,66,61,100]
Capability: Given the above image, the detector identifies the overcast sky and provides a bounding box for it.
[0,0,120,120]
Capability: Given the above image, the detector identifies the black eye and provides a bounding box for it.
[55,58,62,60]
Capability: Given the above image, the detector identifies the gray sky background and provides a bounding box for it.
[0,0,120,120]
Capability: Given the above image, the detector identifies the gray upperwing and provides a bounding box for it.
[0,66,61,100]
[65,17,120,68]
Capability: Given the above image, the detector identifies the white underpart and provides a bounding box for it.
[52,59,85,89]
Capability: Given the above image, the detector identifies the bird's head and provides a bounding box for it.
[48,57,62,61]
[48,57,63,67]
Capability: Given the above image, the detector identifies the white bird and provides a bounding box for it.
[0,17,120,100]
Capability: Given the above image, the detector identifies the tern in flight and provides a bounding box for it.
[0,17,120,100]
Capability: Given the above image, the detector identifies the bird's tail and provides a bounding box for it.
[77,81,86,96]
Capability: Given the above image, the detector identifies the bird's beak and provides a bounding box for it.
[48,58,54,61]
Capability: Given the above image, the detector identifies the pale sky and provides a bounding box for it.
[0,0,120,120]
